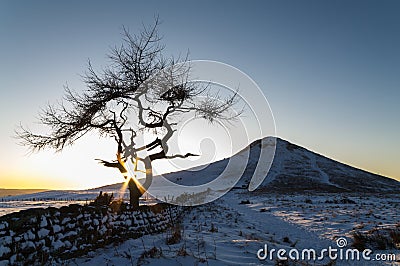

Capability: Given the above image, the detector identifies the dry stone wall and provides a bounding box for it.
[0,203,182,265]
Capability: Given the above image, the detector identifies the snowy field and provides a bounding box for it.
[248,192,400,241]
[0,200,89,217]
[0,187,129,217]
[61,190,399,265]
[1,188,399,264]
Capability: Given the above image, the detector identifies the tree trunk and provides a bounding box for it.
[128,178,141,210]
[127,156,153,210]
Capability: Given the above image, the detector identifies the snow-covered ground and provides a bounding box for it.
[0,186,129,217]
[249,193,400,241]
[64,191,399,265]
[0,200,88,217]
[66,191,328,265]
[1,189,399,265]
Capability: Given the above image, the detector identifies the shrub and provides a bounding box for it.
[352,232,367,251]
[109,198,126,213]
[352,230,395,250]
[166,224,182,245]
[390,230,400,247]
[139,246,162,260]
[209,223,218,233]
[177,245,189,256]
[91,191,114,207]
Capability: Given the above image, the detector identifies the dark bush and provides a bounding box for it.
[91,191,114,207]
[305,198,313,204]
[166,224,182,245]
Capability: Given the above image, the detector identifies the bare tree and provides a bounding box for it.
[16,19,239,210]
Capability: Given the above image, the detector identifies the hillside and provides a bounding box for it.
[161,137,400,193]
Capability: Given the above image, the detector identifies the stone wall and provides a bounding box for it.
[0,203,182,265]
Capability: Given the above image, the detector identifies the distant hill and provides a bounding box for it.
[159,137,400,193]
[257,138,399,193]
[0,189,49,198]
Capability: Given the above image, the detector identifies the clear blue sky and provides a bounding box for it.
[0,0,399,188]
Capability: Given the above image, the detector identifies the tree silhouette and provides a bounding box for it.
[16,19,239,210]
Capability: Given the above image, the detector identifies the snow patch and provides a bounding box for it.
[52,225,62,233]
[40,216,48,227]
[0,222,7,230]
[0,246,10,257]
[52,239,64,250]
[38,228,50,239]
